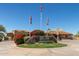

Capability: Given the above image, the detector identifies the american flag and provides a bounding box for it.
[29,16,32,25]
[46,17,49,25]
[40,5,44,12]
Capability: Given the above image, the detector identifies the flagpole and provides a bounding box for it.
[40,11,42,30]
[46,17,49,36]
[29,16,32,36]
[40,4,44,30]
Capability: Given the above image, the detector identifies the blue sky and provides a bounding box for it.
[0,3,79,34]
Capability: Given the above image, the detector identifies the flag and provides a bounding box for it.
[46,17,49,25]
[40,5,44,12]
[29,16,32,25]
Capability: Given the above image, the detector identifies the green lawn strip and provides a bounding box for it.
[18,43,67,48]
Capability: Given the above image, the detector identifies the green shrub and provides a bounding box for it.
[15,39,24,45]
[0,35,3,41]
[0,38,2,42]
[4,36,9,40]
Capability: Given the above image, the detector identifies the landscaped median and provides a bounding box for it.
[13,30,67,48]
[18,43,67,48]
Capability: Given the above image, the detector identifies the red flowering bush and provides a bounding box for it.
[15,34,25,39]
[14,34,25,45]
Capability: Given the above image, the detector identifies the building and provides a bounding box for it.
[46,28,73,40]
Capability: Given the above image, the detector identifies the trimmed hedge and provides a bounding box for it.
[15,39,24,45]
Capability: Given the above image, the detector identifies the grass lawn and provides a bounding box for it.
[18,43,67,48]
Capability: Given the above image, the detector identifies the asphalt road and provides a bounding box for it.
[0,40,79,56]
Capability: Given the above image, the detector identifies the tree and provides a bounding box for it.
[13,30,29,36]
[75,31,79,37]
[30,30,45,36]
[0,25,6,32]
